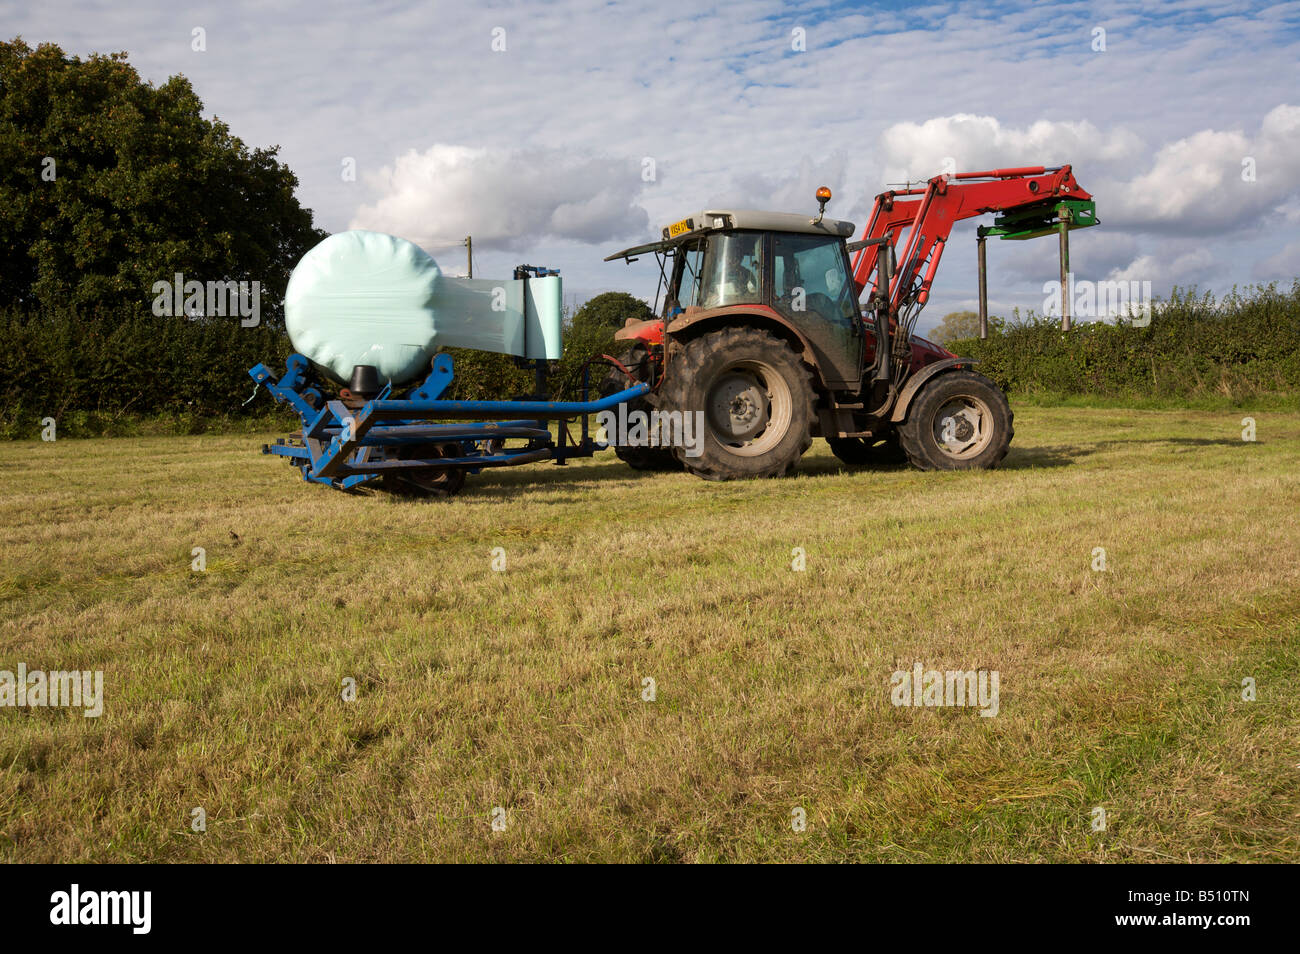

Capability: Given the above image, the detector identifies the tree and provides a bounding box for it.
[569,291,654,335]
[929,309,1002,344]
[0,38,325,317]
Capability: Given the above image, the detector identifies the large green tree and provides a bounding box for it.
[0,37,324,316]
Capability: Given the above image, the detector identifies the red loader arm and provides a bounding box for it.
[850,165,1093,309]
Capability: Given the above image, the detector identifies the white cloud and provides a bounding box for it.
[879,113,1143,183]
[10,0,1300,307]
[1278,197,1300,225]
[706,153,850,215]
[1110,104,1300,233]
[1106,247,1220,291]
[349,144,650,253]
[877,104,1300,246]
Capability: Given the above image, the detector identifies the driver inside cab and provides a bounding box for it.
[700,234,761,308]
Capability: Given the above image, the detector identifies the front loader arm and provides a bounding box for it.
[850,165,1093,306]
[849,164,1095,395]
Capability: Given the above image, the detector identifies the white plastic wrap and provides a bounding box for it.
[285,230,564,385]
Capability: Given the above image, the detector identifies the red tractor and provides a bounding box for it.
[602,165,1097,479]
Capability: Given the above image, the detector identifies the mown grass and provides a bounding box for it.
[1010,390,1300,413]
[0,406,1297,862]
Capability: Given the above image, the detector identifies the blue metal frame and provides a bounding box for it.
[248,352,647,492]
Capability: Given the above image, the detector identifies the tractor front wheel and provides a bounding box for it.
[898,370,1013,471]
[661,327,814,481]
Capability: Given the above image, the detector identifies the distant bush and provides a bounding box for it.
[549,291,653,400]
[946,282,1300,403]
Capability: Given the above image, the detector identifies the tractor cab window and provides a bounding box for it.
[772,233,858,327]
[697,231,764,308]
[664,241,705,316]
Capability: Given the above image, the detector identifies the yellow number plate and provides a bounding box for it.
[667,218,692,238]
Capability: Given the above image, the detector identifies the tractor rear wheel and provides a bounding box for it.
[898,370,1013,471]
[599,345,681,471]
[661,326,813,481]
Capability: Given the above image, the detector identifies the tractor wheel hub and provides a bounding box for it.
[709,372,769,441]
[933,399,991,458]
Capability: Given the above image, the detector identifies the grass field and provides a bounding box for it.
[1,405,1298,862]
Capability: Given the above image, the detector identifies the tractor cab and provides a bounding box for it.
[605,207,865,390]
[608,208,856,321]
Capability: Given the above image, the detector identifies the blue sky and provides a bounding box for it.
[10,0,1300,331]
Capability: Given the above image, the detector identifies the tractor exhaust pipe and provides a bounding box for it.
[873,241,894,383]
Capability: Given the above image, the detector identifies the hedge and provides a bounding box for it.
[946,283,1300,402]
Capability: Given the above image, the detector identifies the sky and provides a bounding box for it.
[8,0,1300,332]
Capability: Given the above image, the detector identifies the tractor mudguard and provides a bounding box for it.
[889,357,980,423]
[613,317,665,345]
[665,305,847,386]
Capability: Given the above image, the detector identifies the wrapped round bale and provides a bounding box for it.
[285,230,441,386]
[285,230,563,388]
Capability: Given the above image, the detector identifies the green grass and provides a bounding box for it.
[1,405,1298,862]
[1008,390,1300,413]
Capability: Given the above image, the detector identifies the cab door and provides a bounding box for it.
[769,233,863,390]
